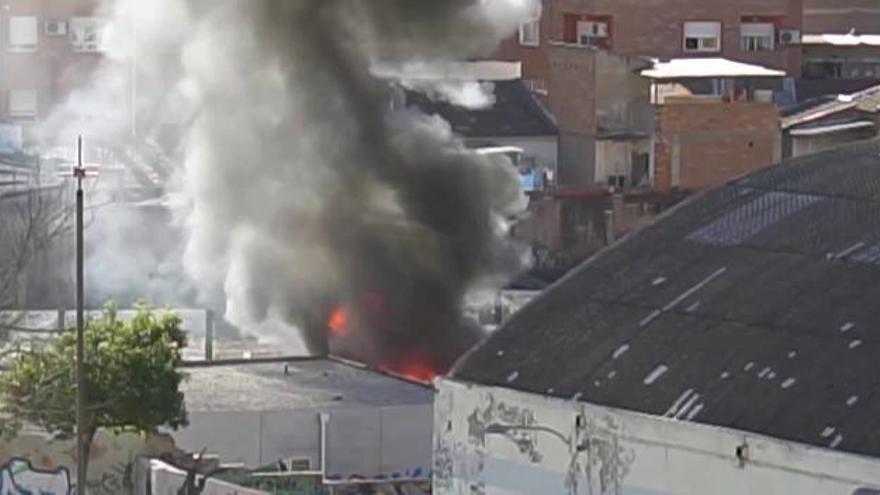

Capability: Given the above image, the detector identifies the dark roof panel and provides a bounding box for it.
[452,139,880,457]
[405,80,558,138]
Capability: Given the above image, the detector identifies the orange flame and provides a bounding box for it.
[378,356,441,384]
[327,305,349,336]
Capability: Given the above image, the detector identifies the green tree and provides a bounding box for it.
[0,303,189,483]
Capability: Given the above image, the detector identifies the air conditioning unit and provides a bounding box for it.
[283,458,311,472]
[779,29,801,45]
[45,20,67,36]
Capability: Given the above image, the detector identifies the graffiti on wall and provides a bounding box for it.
[0,430,182,494]
[0,457,71,494]
[436,389,637,495]
[576,413,635,495]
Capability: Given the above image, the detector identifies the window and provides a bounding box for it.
[69,17,105,52]
[8,17,38,52]
[683,21,721,52]
[519,19,539,46]
[8,90,38,118]
[804,61,842,79]
[524,78,548,96]
[577,20,609,47]
[741,22,774,51]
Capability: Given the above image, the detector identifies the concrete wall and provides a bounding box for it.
[172,403,433,481]
[594,53,654,136]
[0,430,180,494]
[558,133,596,186]
[434,378,880,495]
[653,102,780,192]
[500,37,655,189]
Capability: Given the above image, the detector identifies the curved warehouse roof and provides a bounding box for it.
[453,139,880,458]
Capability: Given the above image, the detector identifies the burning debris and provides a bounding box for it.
[51,0,539,379]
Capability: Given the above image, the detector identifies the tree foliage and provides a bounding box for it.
[0,303,189,450]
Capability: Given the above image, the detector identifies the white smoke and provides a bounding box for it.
[41,0,538,366]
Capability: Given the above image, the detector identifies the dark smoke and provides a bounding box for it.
[48,0,539,372]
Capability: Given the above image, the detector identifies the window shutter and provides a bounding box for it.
[9,17,38,51]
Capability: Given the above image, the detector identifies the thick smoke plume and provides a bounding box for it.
[48,0,538,373]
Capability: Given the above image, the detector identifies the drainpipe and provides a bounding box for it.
[204,309,214,362]
[319,413,329,480]
[604,208,616,245]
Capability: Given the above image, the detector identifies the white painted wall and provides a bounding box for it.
[171,403,432,480]
[468,136,558,171]
[434,378,880,495]
[596,140,632,185]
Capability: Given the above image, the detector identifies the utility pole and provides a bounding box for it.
[57,136,96,494]
[74,135,86,495]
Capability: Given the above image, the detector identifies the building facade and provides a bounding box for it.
[781,83,880,158]
[804,0,880,35]
[546,45,653,188]
[0,0,106,146]
[500,0,804,88]
[496,0,799,190]
[802,35,880,82]
[434,379,880,495]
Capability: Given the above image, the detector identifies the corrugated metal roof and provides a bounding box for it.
[789,120,875,136]
[782,84,880,129]
[452,139,880,458]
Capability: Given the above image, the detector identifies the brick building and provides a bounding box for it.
[545,45,653,187]
[646,58,784,192]
[798,1,880,98]
[804,0,880,34]
[0,0,106,146]
[501,0,804,87]
[654,101,781,191]
[496,0,800,191]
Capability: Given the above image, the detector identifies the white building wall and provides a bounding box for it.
[467,136,558,171]
[172,403,432,480]
[434,378,880,495]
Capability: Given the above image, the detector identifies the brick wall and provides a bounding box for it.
[502,0,803,79]
[546,45,596,135]
[0,0,104,136]
[653,102,781,191]
[804,0,880,34]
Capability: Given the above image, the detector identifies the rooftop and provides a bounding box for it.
[789,119,875,137]
[405,79,558,138]
[372,60,521,81]
[641,58,785,80]
[803,33,880,47]
[782,84,880,129]
[452,139,880,458]
[181,358,433,412]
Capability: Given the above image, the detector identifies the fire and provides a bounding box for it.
[327,305,349,336]
[324,293,444,384]
[378,355,443,384]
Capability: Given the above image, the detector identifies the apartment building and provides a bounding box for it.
[501,0,804,89]
[804,0,880,34]
[794,1,880,101]
[0,0,105,145]
[497,0,795,190]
